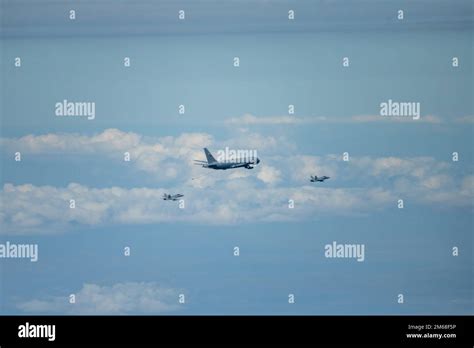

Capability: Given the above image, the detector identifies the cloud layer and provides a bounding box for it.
[0,182,394,233]
[1,128,291,183]
[1,129,472,234]
[18,282,181,314]
[226,113,452,125]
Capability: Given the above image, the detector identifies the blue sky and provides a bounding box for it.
[0,0,472,314]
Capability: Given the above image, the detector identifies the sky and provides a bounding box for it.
[0,0,473,315]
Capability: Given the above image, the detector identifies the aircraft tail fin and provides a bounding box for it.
[204,148,217,164]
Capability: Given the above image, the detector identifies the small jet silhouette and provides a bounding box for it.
[310,175,330,182]
[194,148,260,170]
[163,193,184,201]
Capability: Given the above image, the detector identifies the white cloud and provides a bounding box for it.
[351,115,442,124]
[1,129,291,182]
[227,113,311,125]
[226,113,358,125]
[3,155,472,234]
[257,165,281,185]
[455,115,474,123]
[1,129,472,234]
[225,113,444,125]
[1,128,141,154]
[1,129,213,181]
[353,156,450,179]
[0,181,399,233]
[421,174,450,190]
[18,282,180,314]
[461,175,474,196]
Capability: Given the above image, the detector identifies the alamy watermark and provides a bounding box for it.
[324,241,365,262]
[216,147,258,163]
[55,99,95,120]
[18,322,55,341]
[0,241,38,262]
[380,99,420,120]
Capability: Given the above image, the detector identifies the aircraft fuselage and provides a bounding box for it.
[206,161,257,170]
[195,148,260,170]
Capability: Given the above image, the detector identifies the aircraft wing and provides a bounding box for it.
[193,160,208,166]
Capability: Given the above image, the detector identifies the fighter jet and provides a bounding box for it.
[194,148,260,170]
[163,193,184,201]
[310,175,330,182]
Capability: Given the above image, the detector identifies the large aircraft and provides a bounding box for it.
[194,148,260,170]
[163,193,184,201]
[310,175,330,182]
